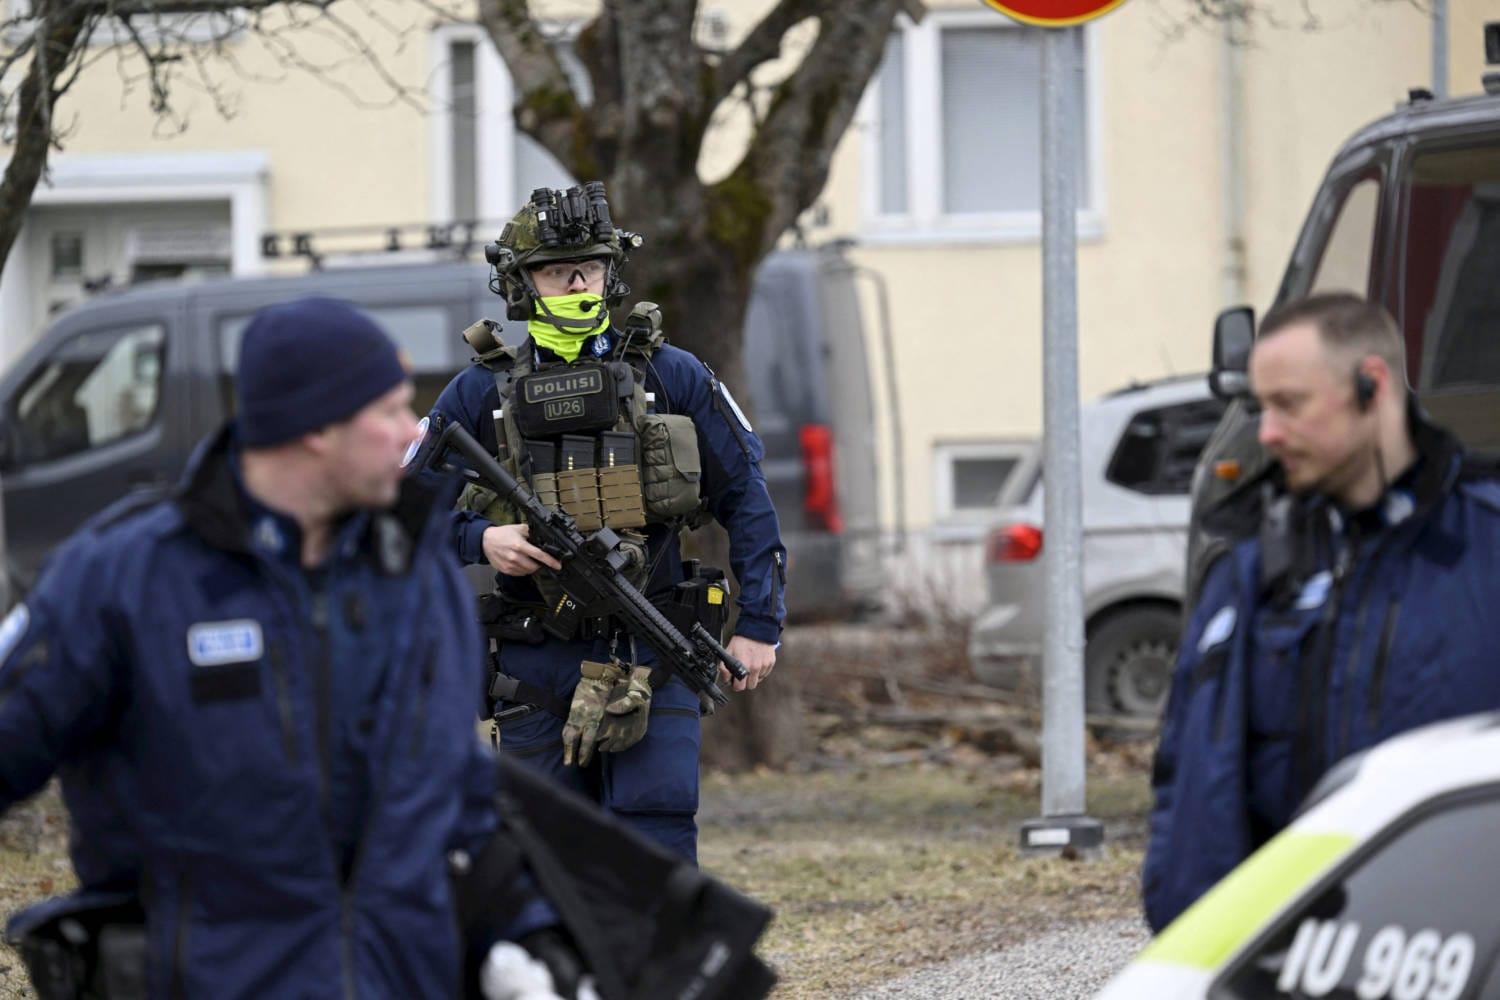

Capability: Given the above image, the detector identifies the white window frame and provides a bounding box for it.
[858,10,1106,246]
[0,151,268,364]
[931,439,1036,540]
[6,0,246,45]
[430,23,518,229]
[429,21,585,229]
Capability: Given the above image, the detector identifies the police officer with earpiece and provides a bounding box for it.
[1145,293,1500,932]
[416,182,786,863]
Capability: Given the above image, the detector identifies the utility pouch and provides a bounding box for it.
[556,434,602,531]
[524,439,561,511]
[476,592,547,646]
[7,892,146,1000]
[640,413,702,521]
[513,364,617,438]
[658,562,731,645]
[598,430,646,529]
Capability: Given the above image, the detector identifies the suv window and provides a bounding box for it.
[1217,789,1500,1000]
[10,324,165,465]
[1107,397,1228,496]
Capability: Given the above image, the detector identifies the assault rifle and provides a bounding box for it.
[428,422,745,711]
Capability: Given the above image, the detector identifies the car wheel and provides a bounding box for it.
[1085,607,1180,719]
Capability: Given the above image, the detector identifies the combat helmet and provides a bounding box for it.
[484,181,643,321]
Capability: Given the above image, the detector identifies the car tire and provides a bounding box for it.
[1085,607,1180,719]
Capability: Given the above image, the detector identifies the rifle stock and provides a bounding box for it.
[429,422,744,710]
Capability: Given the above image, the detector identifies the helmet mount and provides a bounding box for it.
[483,181,645,321]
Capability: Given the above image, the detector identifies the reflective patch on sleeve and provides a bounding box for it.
[187,620,265,666]
[0,604,30,663]
[401,416,431,469]
[718,384,753,433]
[1197,606,1236,653]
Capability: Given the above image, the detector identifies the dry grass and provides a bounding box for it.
[699,755,1152,999]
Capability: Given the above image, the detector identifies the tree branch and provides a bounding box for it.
[711,0,821,105]
[0,0,95,282]
[715,0,908,261]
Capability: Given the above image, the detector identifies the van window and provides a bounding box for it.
[1309,174,1381,298]
[10,324,165,465]
[1398,144,1500,392]
[217,304,456,416]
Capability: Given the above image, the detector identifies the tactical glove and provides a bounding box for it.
[562,660,623,767]
[595,665,654,754]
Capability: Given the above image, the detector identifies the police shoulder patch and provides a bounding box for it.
[718,383,753,433]
[187,620,264,667]
[401,416,430,469]
[0,604,31,663]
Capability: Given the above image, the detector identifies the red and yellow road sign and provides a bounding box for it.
[980,0,1129,27]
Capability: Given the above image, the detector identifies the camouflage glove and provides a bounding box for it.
[562,660,624,767]
[595,665,654,755]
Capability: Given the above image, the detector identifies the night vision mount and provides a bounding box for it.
[483,181,645,270]
[484,181,644,318]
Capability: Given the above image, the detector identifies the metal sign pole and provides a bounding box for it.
[1020,23,1103,856]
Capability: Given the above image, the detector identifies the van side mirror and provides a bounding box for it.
[1209,306,1256,400]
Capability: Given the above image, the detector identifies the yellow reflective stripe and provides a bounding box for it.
[1142,831,1356,969]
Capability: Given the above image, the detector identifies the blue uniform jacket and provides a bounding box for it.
[419,333,787,644]
[0,424,510,999]
[1144,420,1500,932]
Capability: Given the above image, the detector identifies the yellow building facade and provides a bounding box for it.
[0,0,1489,561]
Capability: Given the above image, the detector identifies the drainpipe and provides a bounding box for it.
[1431,0,1448,99]
[1221,17,1248,307]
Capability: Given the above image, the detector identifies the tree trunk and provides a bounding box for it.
[0,4,92,278]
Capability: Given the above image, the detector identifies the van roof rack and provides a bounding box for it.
[259,219,505,270]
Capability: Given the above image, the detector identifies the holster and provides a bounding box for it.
[6,892,146,1000]
[477,592,547,646]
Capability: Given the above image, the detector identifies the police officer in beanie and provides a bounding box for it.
[0,297,569,1000]
[414,183,786,862]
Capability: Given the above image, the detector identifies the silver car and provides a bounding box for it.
[968,375,1227,718]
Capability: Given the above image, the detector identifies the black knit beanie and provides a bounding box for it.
[237,297,409,447]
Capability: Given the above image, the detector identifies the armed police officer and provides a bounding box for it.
[0,298,574,1000]
[1144,293,1500,932]
[416,183,786,862]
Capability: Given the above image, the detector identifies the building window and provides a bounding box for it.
[50,232,83,279]
[433,26,587,228]
[933,441,1034,535]
[865,13,1099,242]
[449,39,479,224]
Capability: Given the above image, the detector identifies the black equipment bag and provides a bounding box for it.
[455,755,777,1000]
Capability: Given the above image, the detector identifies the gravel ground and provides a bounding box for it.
[845,917,1150,1000]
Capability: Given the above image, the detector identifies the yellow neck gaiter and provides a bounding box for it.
[529,293,609,362]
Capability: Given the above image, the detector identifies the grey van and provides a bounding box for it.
[0,246,880,619]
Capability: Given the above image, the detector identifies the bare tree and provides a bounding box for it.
[0,0,442,280]
[480,0,921,395]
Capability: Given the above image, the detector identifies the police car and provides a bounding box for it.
[1099,712,1500,1000]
